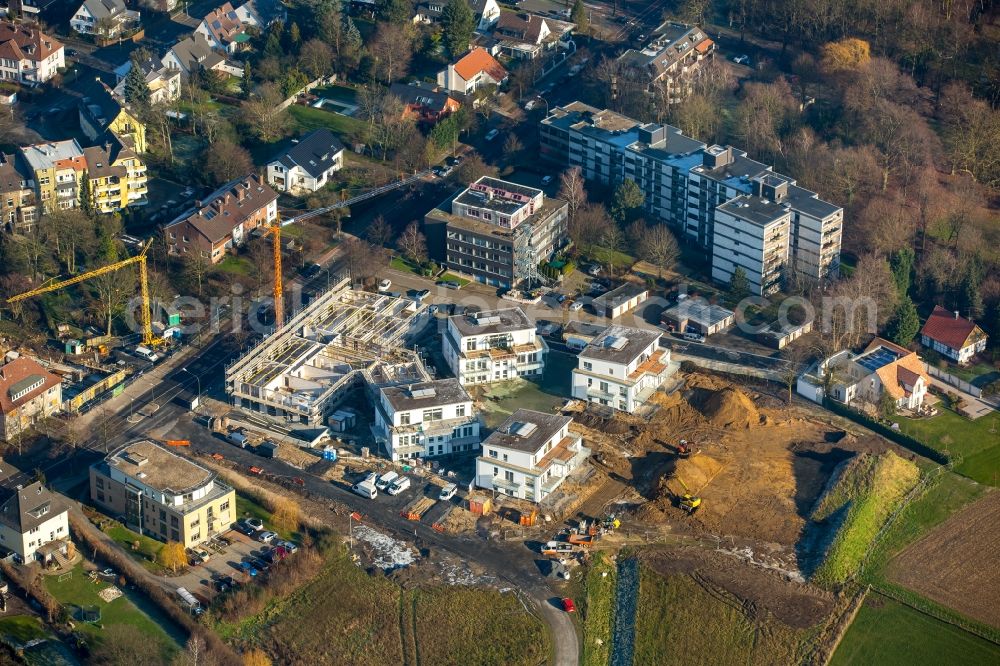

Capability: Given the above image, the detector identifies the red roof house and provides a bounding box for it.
[919,305,988,364]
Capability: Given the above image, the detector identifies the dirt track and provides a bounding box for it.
[888,491,1000,629]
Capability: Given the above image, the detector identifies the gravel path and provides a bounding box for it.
[610,556,639,666]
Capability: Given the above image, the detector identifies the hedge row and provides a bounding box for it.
[823,398,950,465]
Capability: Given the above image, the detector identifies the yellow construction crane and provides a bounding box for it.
[6,239,159,347]
[264,219,284,328]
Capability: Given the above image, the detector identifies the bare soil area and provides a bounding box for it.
[641,546,837,629]
[888,491,1000,629]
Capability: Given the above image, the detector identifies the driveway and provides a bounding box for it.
[927,375,997,420]
[167,531,265,599]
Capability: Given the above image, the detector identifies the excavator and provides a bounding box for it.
[673,476,702,513]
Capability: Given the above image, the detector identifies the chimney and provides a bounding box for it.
[224,193,231,205]
[954,310,959,319]
[195,200,202,208]
[258,173,265,186]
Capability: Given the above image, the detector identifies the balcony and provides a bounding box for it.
[491,476,522,493]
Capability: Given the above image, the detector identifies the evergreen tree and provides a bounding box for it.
[887,296,920,346]
[241,62,253,98]
[264,23,285,59]
[78,172,93,219]
[344,14,362,50]
[442,0,475,58]
[287,22,301,49]
[379,0,412,23]
[123,62,151,108]
[570,0,588,32]
[959,272,984,320]
[610,178,645,223]
[729,266,751,301]
[888,247,913,297]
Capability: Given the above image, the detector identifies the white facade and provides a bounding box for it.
[0,482,69,564]
[71,0,139,38]
[266,154,343,193]
[0,42,63,85]
[711,196,792,296]
[0,505,67,563]
[920,333,986,364]
[472,0,501,31]
[571,327,671,413]
[475,410,589,503]
[373,380,481,461]
[803,341,930,412]
[443,309,547,385]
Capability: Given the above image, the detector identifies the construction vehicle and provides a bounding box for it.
[600,513,621,534]
[568,532,595,547]
[6,240,160,347]
[165,440,190,447]
[676,439,693,458]
[673,476,702,513]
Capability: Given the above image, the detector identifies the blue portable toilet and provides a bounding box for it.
[322,445,337,462]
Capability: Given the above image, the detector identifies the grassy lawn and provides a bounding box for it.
[439,272,470,287]
[0,615,48,644]
[288,104,365,140]
[895,408,1000,485]
[588,246,635,270]
[44,564,178,653]
[944,361,999,386]
[831,597,1000,666]
[311,84,358,103]
[214,255,254,277]
[412,587,549,665]
[389,256,421,275]
[582,552,617,666]
[634,567,811,665]
[480,350,575,428]
[235,494,298,542]
[105,524,164,571]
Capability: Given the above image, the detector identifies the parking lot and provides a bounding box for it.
[166,529,288,601]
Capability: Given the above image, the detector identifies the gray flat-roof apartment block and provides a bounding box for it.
[712,194,792,295]
[539,102,842,289]
[427,176,568,289]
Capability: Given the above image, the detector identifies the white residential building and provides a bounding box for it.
[437,47,508,97]
[470,0,501,32]
[114,55,181,104]
[265,129,345,194]
[71,0,139,38]
[571,326,672,413]
[475,409,589,503]
[373,379,480,461]
[711,190,793,296]
[0,481,69,564]
[540,102,843,289]
[444,308,547,385]
[0,21,64,85]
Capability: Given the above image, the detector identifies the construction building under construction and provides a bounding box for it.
[225,281,432,426]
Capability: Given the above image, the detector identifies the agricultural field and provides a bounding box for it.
[238,548,548,665]
[809,451,920,585]
[887,491,1000,629]
[632,558,828,666]
[831,597,1000,666]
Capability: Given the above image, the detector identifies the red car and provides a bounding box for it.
[561,598,576,613]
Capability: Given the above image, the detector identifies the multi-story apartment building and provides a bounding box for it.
[20,139,85,214]
[711,192,792,296]
[0,21,64,85]
[617,22,715,102]
[0,355,62,443]
[475,408,589,503]
[71,0,140,39]
[571,325,672,412]
[82,139,149,213]
[90,439,236,547]
[0,153,37,232]
[540,102,843,290]
[443,307,547,385]
[373,378,480,461]
[426,176,568,289]
[163,173,278,262]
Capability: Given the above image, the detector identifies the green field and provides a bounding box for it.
[214,255,254,277]
[105,524,164,572]
[232,547,548,665]
[811,451,920,585]
[438,272,470,287]
[480,350,575,428]
[288,104,365,140]
[633,567,812,666]
[44,564,179,653]
[0,615,48,645]
[582,552,617,666]
[234,493,298,541]
[895,408,1000,485]
[831,597,1000,666]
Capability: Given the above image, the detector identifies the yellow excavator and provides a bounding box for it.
[674,476,702,513]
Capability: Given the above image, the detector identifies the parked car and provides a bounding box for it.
[485,128,499,141]
[244,518,264,531]
[192,547,211,562]
[214,576,236,592]
[375,470,399,492]
[569,301,584,312]
[447,155,462,166]
[732,54,750,65]
[439,483,458,501]
[587,264,601,276]
[682,330,706,343]
[541,175,554,185]
[562,597,576,613]
[437,280,461,290]
[428,304,439,315]
[235,561,257,577]
[278,540,299,554]
[258,531,277,544]
[378,278,392,291]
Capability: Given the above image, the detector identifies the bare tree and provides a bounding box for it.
[397,222,428,264]
[641,224,680,279]
[204,139,253,185]
[369,23,413,84]
[243,83,288,142]
[366,215,393,247]
[298,39,334,80]
[558,167,586,222]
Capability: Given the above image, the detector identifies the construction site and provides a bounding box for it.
[225,280,433,427]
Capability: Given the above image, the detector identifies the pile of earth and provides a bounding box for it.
[696,387,760,429]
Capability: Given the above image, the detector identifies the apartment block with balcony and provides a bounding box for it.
[0,152,37,233]
[427,176,568,290]
[617,22,715,102]
[90,439,236,548]
[571,326,672,413]
[475,409,589,503]
[373,378,480,461]
[712,193,792,296]
[443,308,547,385]
[539,102,843,287]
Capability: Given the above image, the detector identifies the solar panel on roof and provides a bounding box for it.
[410,387,437,398]
[605,336,628,350]
[512,422,537,437]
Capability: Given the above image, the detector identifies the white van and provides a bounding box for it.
[439,483,457,501]
[375,471,398,492]
[134,346,159,363]
[387,476,410,495]
[352,481,377,499]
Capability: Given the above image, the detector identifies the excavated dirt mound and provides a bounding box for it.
[670,454,726,494]
[697,387,760,429]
